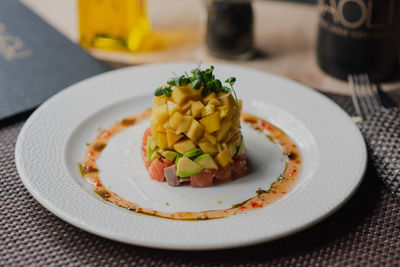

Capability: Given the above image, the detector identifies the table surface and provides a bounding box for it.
[2,1,400,266]
[21,0,400,95]
[1,91,399,266]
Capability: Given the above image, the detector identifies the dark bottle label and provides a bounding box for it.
[317,0,400,81]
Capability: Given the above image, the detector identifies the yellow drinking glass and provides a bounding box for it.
[77,0,163,52]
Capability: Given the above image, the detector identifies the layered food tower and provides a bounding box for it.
[142,66,247,187]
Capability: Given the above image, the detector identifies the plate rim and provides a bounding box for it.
[15,62,367,250]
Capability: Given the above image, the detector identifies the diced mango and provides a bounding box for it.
[167,100,182,115]
[185,119,205,141]
[215,149,231,167]
[218,93,235,106]
[176,116,193,134]
[166,129,183,147]
[172,86,201,105]
[225,142,237,157]
[216,117,232,141]
[217,105,230,119]
[150,123,157,137]
[156,132,168,150]
[181,100,194,112]
[208,98,221,106]
[151,103,169,124]
[156,124,166,133]
[204,132,217,145]
[233,133,242,147]
[201,104,215,117]
[169,112,183,129]
[223,130,234,143]
[191,101,204,119]
[153,96,167,105]
[202,92,216,105]
[198,140,217,156]
[216,142,222,152]
[174,139,197,154]
[171,87,189,106]
[226,130,241,146]
[237,99,243,113]
[200,112,221,133]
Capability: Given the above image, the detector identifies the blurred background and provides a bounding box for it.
[19,0,400,94]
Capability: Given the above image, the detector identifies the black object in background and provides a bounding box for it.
[206,0,253,59]
[0,0,110,121]
[317,0,400,82]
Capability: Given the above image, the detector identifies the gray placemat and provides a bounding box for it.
[1,91,399,266]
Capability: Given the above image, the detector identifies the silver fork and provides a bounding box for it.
[348,74,384,121]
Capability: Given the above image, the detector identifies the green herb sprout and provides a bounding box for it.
[153,66,237,98]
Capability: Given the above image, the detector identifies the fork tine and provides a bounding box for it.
[357,74,376,115]
[362,74,382,112]
[354,74,370,118]
[348,74,364,119]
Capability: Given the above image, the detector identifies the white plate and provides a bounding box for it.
[15,62,367,250]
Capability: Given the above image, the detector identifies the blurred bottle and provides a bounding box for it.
[317,0,400,81]
[205,0,253,60]
[77,0,163,52]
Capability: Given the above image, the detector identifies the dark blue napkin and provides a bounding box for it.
[0,0,110,121]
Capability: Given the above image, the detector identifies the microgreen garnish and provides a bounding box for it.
[167,75,190,86]
[153,65,237,98]
[154,85,172,97]
[225,77,236,86]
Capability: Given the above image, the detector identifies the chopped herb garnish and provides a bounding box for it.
[225,77,236,86]
[154,85,172,97]
[167,75,190,86]
[154,65,238,99]
[191,79,202,89]
[256,188,267,195]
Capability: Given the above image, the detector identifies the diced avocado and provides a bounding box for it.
[162,150,179,161]
[194,154,218,169]
[146,136,157,161]
[237,139,246,155]
[176,157,204,177]
[150,151,160,161]
[183,148,203,158]
[148,136,157,150]
[175,153,183,165]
